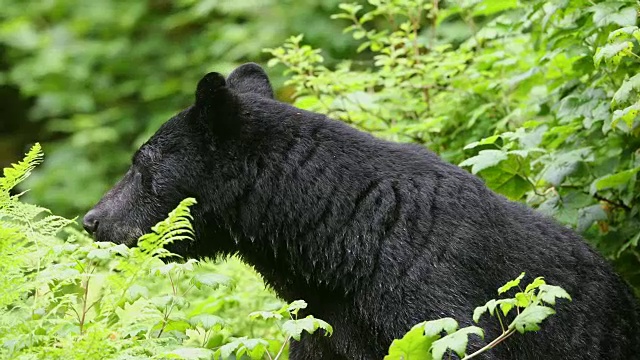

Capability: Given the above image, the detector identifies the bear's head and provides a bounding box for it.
[83,63,281,258]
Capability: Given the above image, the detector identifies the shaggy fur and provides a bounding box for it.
[85,63,640,359]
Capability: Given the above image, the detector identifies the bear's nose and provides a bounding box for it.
[83,210,100,234]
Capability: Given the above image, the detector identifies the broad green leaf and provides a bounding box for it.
[430,326,484,360]
[524,277,546,293]
[282,315,332,341]
[423,318,459,337]
[590,167,640,194]
[612,74,640,108]
[577,205,607,233]
[464,135,501,150]
[385,322,437,360]
[608,26,640,43]
[590,4,638,27]
[126,284,149,301]
[594,42,633,67]
[498,272,525,294]
[191,273,232,290]
[538,284,572,306]
[287,299,308,315]
[248,311,283,320]
[459,150,508,174]
[510,305,556,334]
[189,314,225,330]
[612,102,640,129]
[162,347,214,359]
[497,298,517,317]
[473,299,497,323]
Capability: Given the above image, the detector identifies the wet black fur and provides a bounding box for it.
[86,63,640,360]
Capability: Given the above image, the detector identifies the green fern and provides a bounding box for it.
[137,197,197,258]
[0,143,43,194]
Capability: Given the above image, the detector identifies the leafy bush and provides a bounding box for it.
[266,0,640,293]
[385,273,570,360]
[0,145,331,360]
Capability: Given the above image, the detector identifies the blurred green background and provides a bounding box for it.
[0,0,357,215]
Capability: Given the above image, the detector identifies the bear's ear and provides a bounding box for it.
[226,63,274,99]
[193,72,239,135]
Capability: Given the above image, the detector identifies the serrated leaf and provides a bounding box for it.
[515,292,530,307]
[590,167,640,194]
[248,311,283,320]
[594,41,633,67]
[590,4,637,27]
[126,284,149,301]
[608,26,640,42]
[423,318,459,337]
[498,272,525,294]
[287,299,308,315]
[191,273,232,290]
[538,284,572,306]
[497,299,517,317]
[524,277,546,293]
[612,102,640,130]
[577,205,607,233]
[189,314,225,330]
[459,150,508,174]
[282,315,332,341]
[385,322,437,360]
[510,305,555,334]
[162,347,214,359]
[612,74,640,108]
[430,326,484,360]
[464,135,501,150]
[87,248,111,260]
[473,299,497,323]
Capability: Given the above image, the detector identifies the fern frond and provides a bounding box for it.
[0,143,43,193]
[137,198,197,258]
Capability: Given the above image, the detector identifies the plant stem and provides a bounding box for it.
[273,335,291,360]
[463,328,516,360]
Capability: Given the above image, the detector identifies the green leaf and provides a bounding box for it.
[430,326,484,360]
[590,4,638,27]
[385,322,437,360]
[497,298,517,317]
[612,102,640,130]
[608,26,640,43]
[423,318,459,337]
[248,311,283,320]
[524,277,546,293]
[537,284,572,306]
[473,299,497,323]
[590,167,640,194]
[162,347,214,359]
[498,272,525,294]
[510,305,556,334]
[612,74,640,108]
[472,0,517,17]
[189,314,225,330]
[464,135,501,150]
[459,150,508,174]
[126,284,149,301]
[191,273,232,290]
[287,299,308,315]
[282,315,332,341]
[577,205,607,233]
[594,41,633,67]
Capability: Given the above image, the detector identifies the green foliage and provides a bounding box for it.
[0,146,330,359]
[0,0,355,216]
[386,273,570,360]
[266,0,640,293]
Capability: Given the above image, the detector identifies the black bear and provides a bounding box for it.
[84,63,640,359]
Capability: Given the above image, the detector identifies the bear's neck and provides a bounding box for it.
[210,122,398,304]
